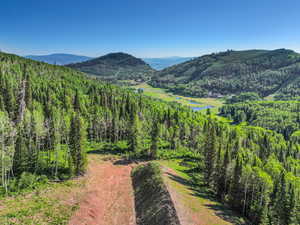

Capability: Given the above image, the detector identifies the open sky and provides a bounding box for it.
[1,0,300,57]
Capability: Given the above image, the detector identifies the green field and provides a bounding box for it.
[132,83,223,113]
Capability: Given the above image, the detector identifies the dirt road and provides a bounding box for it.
[69,156,136,225]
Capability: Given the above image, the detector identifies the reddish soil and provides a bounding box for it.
[69,156,136,225]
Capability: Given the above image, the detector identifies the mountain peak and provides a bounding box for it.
[67,52,154,82]
[87,52,148,67]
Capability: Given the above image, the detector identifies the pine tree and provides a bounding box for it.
[4,80,16,119]
[69,113,87,176]
[273,172,290,225]
[74,89,81,112]
[25,76,33,111]
[170,125,179,150]
[128,107,141,153]
[0,95,5,111]
[150,119,160,159]
[216,145,230,199]
[12,126,28,176]
[287,185,299,225]
[229,156,243,209]
[203,121,217,187]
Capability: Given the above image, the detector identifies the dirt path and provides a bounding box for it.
[161,166,245,225]
[69,156,136,225]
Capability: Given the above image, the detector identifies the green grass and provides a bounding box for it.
[158,160,247,225]
[132,83,223,114]
[158,159,190,179]
[0,179,85,225]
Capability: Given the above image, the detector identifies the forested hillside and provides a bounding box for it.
[0,52,299,225]
[67,52,154,83]
[220,101,300,139]
[150,49,300,97]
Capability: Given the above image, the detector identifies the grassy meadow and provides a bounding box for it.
[132,83,223,114]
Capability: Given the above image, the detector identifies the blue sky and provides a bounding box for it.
[1,0,300,57]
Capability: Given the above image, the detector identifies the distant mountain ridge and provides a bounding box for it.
[26,53,92,65]
[25,53,194,70]
[67,52,155,83]
[150,49,300,98]
[143,56,194,70]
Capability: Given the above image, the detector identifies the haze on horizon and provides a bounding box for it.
[1,0,300,58]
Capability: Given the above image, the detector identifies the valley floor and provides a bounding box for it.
[132,83,223,114]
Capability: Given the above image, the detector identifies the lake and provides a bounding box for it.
[191,105,214,111]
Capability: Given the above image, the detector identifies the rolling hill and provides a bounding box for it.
[67,52,155,83]
[25,53,92,65]
[150,49,300,98]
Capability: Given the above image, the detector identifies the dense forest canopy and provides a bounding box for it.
[150,49,300,98]
[225,92,262,104]
[0,52,299,225]
[220,101,300,140]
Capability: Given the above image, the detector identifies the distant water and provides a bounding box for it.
[191,105,214,111]
[176,97,181,100]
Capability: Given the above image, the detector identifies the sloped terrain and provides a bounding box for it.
[131,163,181,225]
[150,49,300,97]
[68,52,155,82]
[160,161,247,225]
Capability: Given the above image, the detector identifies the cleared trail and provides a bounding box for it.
[161,165,246,225]
[69,156,136,225]
[69,156,245,225]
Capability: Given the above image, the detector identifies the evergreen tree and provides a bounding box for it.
[25,75,33,111]
[12,126,28,176]
[69,113,87,176]
[229,156,243,209]
[74,89,81,112]
[128,107,141,153]
[203,121,217,186]
[150,119,160,159]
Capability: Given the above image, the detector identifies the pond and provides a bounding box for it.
[191,105,214,111]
